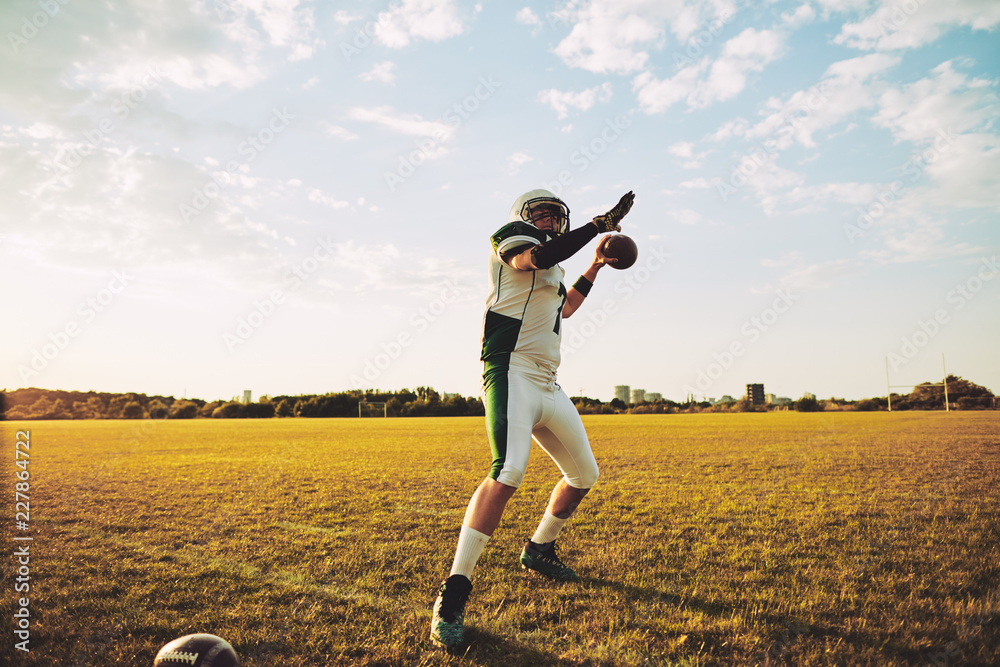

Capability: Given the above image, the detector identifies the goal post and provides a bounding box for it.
[358,401,388,418]
[885,353,949,412]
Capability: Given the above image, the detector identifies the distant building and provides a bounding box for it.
[717,395,736,404]
[614,385,630,403]
[631,388,646,404]
[243,390,252,404]
[746,383,765,406]
[646,392,663,402]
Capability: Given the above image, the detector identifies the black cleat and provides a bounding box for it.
[430,574,473,648]
[520,540,579,581]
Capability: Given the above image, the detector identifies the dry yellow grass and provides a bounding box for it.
[1,412,998,665]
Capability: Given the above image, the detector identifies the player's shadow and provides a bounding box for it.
[576,576,931,664]
[452,627,581,666]
[578,574,796,628]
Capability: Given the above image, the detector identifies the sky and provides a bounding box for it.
[1,0,998,404]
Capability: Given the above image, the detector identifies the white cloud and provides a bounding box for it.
[506,152,533,175]
[0,142,284,274]
[552,1,753,75]
[861,214,984,264]
[515,8,541,26]
[677,177,718,190]
[374,0,466,48]
[537,82,613,119]
[348,106,455,142]
[0,0,322,127]
[669,208,703,225]
[744,53,901,150]
[668,142,694,158]
[308,188,349,209]
[633,27,783,113]
[359,61,397,85]
[812,0,870,13]
[747,161,809,215]
[835,0,1000,51]
[755,258,859,294]
[20,123,65,140]
[873,60,1000,212]
[333,10,361,25]
[322,123,360,141]
[552,1,670,74]
[711,118,751,142]
[689,28,783,108]
[773,182,882,215]
[668,141,709,169]
[632,61,707,114]
[236,0,318,50]
[781,3,817,28]
[900,133,1000,212]
[873,60,997,144]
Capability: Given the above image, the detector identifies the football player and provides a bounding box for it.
[431,188,635,648]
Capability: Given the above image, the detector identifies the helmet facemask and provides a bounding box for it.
[519,197,570,236]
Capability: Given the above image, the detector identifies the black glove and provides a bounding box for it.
[592,191,635,233]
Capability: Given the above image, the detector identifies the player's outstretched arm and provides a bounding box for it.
[508,190,635,271]
[508,223,599,271]
[563,239,615,318]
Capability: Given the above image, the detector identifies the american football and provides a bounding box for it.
[600,234,638,269]
[154,633,240,667]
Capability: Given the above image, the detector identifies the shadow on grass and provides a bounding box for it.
[578,575,977,666]
[576,574,769,623]
[442,626,581,667]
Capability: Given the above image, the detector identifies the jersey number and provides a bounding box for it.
[553,283,567,334]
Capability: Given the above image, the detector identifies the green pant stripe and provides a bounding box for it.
[483,364,510,480]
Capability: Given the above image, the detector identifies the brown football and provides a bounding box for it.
[600,234,638,270]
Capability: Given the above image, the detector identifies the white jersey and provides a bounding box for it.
[481,222,566,372]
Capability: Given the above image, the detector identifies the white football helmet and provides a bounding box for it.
[509,188,570,236]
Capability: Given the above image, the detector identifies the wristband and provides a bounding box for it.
[573,276,593,297]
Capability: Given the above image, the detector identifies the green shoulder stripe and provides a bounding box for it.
[491,222,547,251]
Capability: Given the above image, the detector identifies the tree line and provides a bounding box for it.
[0,386,484,420]
[1,376,993,420]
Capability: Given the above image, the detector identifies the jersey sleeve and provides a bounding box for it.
[491,222,549,262]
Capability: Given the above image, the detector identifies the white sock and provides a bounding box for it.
[449,526,490,579]
[531,511,567,545]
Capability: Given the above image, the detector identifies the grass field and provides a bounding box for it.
[2,413,998,666]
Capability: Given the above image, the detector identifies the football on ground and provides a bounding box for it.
[154,633,240,667]
[600,234,638,269]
